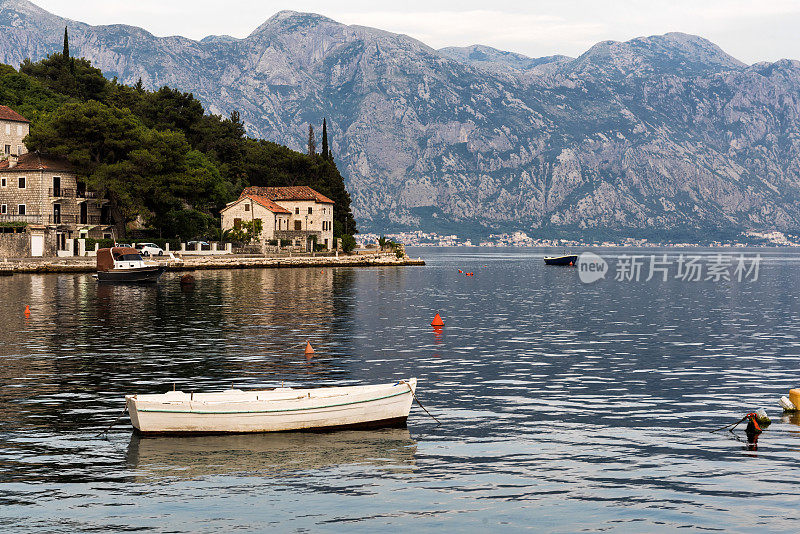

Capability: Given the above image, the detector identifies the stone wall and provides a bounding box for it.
[0,231,29,257]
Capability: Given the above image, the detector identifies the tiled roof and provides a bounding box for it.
[240,185,334,204]
[0,105,29,123]
[0,152,73,172]
[243,194,292,214]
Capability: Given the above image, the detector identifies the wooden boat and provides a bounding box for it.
[544,254,578,266]
[126,378,417,435]
[96,246,165,283]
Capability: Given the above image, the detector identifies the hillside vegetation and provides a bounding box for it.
[0,51,356,239]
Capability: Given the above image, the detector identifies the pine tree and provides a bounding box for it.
[307,124,316,156]
[321,118,329,160]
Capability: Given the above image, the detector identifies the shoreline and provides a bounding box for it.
[0,253,425,274]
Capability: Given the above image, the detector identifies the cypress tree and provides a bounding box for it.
[63,26,69,59]
[307,124,316,156]
[321,118,329,160]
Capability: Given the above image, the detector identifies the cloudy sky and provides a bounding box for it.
[33,0,800,64]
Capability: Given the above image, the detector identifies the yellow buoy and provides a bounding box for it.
[790,389,800,410]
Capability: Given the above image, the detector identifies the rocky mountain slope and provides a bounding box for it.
[1,0,799,236]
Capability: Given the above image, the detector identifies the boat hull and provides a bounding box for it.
[97,266,165,283]
[126,379,417,435]
[544,255,578,266]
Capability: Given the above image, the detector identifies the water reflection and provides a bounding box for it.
[126,428,417,480]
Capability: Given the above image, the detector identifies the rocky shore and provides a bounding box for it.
[0,253,425,274]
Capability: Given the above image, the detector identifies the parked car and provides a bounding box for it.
[187,241,210,249]
[115,243,132,248]
[134,243,165,256]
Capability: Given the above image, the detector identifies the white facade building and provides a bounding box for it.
[220,186,335,251]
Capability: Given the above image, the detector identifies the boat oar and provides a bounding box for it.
[400,380,441,426]
[96,405,128,438]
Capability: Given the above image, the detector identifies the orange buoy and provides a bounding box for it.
[304,341,315,355]
[24,305,30,317]
[431,313,444,327]
[458,270,463,273]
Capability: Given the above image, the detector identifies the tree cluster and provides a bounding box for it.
[1,33,356,239]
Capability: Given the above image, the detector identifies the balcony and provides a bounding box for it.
[77,190,98,199]
[47,214,112,225]
[49,188,75,198]
[49,214,78,225]
[274,230,321,241]
[0,213,40,224]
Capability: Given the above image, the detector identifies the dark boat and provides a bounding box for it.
[544,254,578,266]
[96,247,165,283]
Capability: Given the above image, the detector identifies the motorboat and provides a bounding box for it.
[126,378,418,435]
[544,254,578,266]
[96,246,165,283]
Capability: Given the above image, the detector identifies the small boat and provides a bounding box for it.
[544,254,578,266]
[126,378,418,435]
[96,247,165,283]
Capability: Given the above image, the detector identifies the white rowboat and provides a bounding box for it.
[126,378,417,434]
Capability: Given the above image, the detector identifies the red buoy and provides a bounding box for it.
[431,313,444,327]
[304,341,315,355]
[24,305,30,318]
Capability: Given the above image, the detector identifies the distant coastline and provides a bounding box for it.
[358,230,800,248]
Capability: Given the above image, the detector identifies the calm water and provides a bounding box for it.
[1,248,800,532]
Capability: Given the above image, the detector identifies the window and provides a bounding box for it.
[0,204,6,214]
[295,207,299,214]
[16,145,22,156]
[16,125,22,136]
[17,204,25,215]
[1,178,5,187]
[244,203,250,212]
[308,207,313,214]
[4,145,9,155]
[18,177,25,189]
[4,124,9,135]
[234,218,242,229]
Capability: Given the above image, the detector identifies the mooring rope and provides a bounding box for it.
[400,380,441,425]
[709,415,748,433]
[96,405,128,438]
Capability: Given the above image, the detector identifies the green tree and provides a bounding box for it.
[23,100,226,236]
[20,53,107,101]
[63,27,69,59]
[340,234,356,253]
[307,124,316,156]
[225,219,262,244]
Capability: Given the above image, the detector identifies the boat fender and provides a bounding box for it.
[779,396,796,412]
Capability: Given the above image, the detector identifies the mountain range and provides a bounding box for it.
[1,0,799,238]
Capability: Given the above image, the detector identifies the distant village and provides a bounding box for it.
[357,230,800,248]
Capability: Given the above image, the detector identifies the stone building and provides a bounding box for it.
[220,186,334,251]
[0,105,113,257]
[0,105,28,158]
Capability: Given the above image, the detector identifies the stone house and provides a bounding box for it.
[220,186,334,251]
[0,105,113,257]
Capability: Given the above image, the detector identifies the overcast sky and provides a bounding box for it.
[33,0,800,64]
